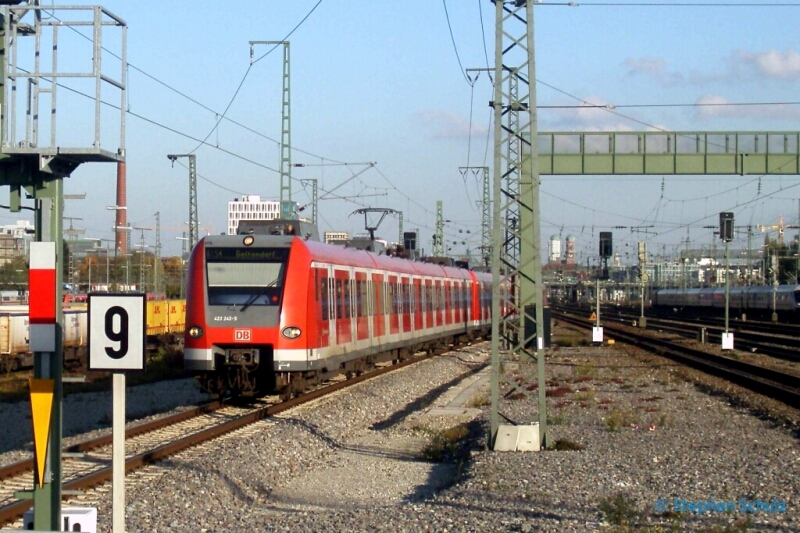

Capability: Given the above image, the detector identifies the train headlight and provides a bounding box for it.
[243,235,255,246]
[281,326,301,339]
[188,326,204,338]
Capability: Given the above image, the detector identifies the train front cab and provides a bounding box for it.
[184,235,297,396]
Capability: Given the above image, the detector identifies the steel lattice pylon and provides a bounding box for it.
[433,201,445,257]
[490,0,547,449]
[250,40,292,216]
[167,154,198,251]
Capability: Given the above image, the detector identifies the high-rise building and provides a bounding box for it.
[227,195,281,235]
[549,235,561,263]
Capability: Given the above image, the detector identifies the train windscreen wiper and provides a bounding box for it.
[239,278,279,312]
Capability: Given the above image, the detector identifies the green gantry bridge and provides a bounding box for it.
[537,131,800,175]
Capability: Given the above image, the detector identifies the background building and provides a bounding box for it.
[227,195,281,235]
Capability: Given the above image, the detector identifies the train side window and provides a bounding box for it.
[362,279,370,317]
[344,279,352,317]
[321,274,329,321]
[355,280,362,317]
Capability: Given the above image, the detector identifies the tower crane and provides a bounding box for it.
[757,215,800,247]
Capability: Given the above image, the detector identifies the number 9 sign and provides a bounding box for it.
[89,294,146,370]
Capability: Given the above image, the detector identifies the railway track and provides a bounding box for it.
[0,351,446,527]
[554,310,800,408]
[556,304,800,363]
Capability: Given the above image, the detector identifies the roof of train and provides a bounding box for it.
[198,234,491,283]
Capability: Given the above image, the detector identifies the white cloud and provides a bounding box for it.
[694,93,800,120]
[416,110,488,140]
[736,49,800,80]
[540,94,668,132]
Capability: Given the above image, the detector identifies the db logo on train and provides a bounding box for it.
[234,329,252,341]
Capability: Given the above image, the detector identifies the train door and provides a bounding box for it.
[433,280,440,327]
[314,266,331,349]
[387,275,399,336]
[444,281,452,326]
[334,269,351,345]
[326,268,336,347]
[414,278,423,332]
[355,270,369,342]
[371,272,384,340]
[402,277,412,334]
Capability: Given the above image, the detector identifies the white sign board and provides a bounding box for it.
[721,332,734,351]
[88,293,146,371]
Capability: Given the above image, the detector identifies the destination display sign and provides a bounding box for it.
[206,247,290,262]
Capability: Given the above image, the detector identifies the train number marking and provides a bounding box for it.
[234,329,252,341]
[213,316,238,322]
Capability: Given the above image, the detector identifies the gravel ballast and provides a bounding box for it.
[2,332,799,532]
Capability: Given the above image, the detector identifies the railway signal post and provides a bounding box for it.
[720,212,735,349]
[0,4,127,529]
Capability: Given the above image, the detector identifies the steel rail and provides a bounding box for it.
[0,401,223,482]
[555,304,800,363]
[554,311,800,407]
[0,351,441,526]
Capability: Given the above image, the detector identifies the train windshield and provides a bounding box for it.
[205,247,289,307]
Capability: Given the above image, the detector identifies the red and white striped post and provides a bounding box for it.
[29,242,57,352]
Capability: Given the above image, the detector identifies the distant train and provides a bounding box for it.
[652,285,800,318]
[0,299,186,372]
[183,230,497,398]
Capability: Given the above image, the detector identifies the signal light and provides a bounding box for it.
[719,212,734,242]
[599,232,612,258]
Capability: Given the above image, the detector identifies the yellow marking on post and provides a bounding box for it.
[29,378,54,488]
[589,312,597,321]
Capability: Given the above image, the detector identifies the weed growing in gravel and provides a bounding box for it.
[547,413,568,426]
[549,438,585,451]
[655,412,673,428]
[467,392,490,407]
[574,389,596,404]
[554,337,577,347]
[574,364,596,379]
[421,423,470,462]
[603,408,635,432]
[599,492,640,527]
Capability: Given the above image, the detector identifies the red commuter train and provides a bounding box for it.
[184,232,497,398]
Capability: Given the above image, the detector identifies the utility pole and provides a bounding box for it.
[638,241,648,328]
[460,166,491,267]
[299,178,317,225]
[490,0,547,449]
[154,212,162,295]
[398,211,403,247]
[720,212,734,349]
[251,40,293,218]
[433,201,445,257]
[133,227,152,292]
[167,154,198,251]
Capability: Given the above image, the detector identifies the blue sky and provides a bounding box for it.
[7,0,799,262]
